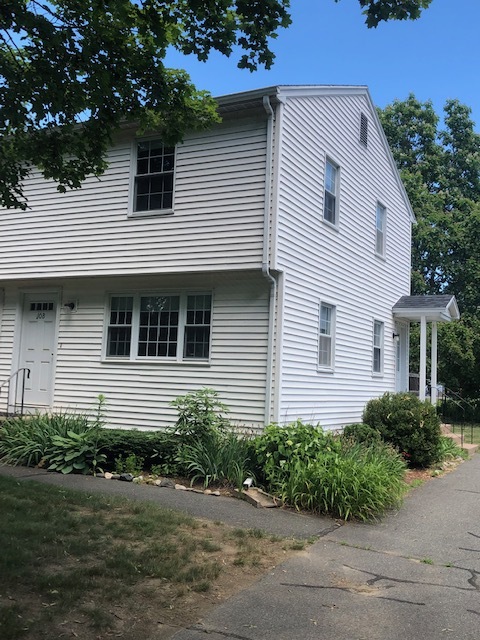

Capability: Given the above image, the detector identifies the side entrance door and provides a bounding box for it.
[18,294,58,407]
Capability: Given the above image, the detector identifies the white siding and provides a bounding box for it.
[275,94,412,429]
[0,116,267,279]
[0,273,269,430]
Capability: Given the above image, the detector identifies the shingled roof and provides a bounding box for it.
[393,295,460,321]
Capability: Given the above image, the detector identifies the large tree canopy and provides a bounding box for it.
[1,0,432,209]
[379,96,480,396]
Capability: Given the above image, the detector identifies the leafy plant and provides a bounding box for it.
[342,423,382,445]
[45,429,107,475]
[253,421,341,488]
[170,388,230,441]
[178,430,255,489]
[115,453,145,476]
[273,439,407,521]
[0,410,90,467]
[437,436,467,461]
[363,392,442,468]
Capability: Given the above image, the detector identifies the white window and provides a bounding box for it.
[373,320,384,374]
[133,139,175,213]
[324,159,339,226]
[319,303,335,369]
[375,203,386,257]
[106,293,211,361]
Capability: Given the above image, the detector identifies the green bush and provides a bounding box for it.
[45,429,106,475]
[97,429,179,473]
[170,387,230,440]
[252,420,341,488]
[363,392,442,468]
[0,410,90,467]
[437,436,467,461]
[178,430,256,489]
[342,423,382,445]
[276,440,407,521]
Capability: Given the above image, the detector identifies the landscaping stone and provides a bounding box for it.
[175,483,187,490]
[132,476,144,484]
[104,472,113,480]
[119,473,134,482]
[160,478,176,489]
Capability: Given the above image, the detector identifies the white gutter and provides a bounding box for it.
[262,95,277,425]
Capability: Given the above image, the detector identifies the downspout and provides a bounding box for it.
[262,95,277,425]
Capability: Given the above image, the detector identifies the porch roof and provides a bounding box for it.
[392,295,460,322]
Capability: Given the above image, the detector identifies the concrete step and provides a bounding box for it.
[441,424,478,457]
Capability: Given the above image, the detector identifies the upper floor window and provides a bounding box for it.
[134,139,175,213]
[324,159,339,226]
[106,292,211,361]
[318,302,335,370]
[373,320,384,374]
[375,203,386,257]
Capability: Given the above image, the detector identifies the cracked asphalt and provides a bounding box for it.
[1,455,479,639]
[171,456,480,640]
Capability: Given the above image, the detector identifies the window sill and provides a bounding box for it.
[317,366,335,374]
[374,252,387,262]
[321,218,339,232]
[128,209,174,219]
[372,372,384,378]
[101,358,211,366]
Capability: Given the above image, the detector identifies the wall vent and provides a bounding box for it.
[360,112,368,147]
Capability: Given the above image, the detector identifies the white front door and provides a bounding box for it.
[18,294,58,407]
[395,322,409,392]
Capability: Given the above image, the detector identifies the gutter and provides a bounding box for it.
[262,95,277,426]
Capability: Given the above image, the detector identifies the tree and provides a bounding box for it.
[379,96,480,396]
[1,0,433,210]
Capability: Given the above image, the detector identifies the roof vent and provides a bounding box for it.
[360,112,368,147]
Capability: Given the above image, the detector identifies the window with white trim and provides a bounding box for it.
[106,293,212,361]
[324,159,339,226]
[133,139,175,213]
[375,203,386,257]
[373,320,384,374]
[318,302,335,369]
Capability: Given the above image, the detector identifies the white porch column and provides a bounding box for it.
[430,321,438,405]
[419,315,427,401]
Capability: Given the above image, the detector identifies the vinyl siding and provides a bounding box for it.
[0,116,267,279]
[0,273,270,429]
[275,94,412,429]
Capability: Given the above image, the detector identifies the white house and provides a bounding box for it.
[0,85,423,431]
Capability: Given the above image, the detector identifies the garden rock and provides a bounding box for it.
[119,473,134,482]
[104,472,113,480]
[175,483,187,490]
[159,478,176,489]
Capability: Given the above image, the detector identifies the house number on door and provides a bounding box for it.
[36,312,46,320]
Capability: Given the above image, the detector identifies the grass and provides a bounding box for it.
[0,476,299,640]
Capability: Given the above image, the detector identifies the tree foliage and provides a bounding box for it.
[1,0,433,209]
[379,96,480,396]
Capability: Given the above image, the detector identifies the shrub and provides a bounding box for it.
[97,429,179,473]
[178,430,256,488]
[45,429,106,475]
[363,392,442,468]
[252,420,341,488]
[342,423,382,445]
[170,387,229,440]
[437,436,467,461]
[276,440,407,521]
[0,410,90,467]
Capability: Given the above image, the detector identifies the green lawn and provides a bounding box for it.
[0,476,298,640]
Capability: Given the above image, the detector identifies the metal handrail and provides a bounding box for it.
[0,368,31,416]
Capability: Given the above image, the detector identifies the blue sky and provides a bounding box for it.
[166,0,480,129]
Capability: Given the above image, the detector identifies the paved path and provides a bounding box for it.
[1,457,479,640]
[171,456,480,640]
